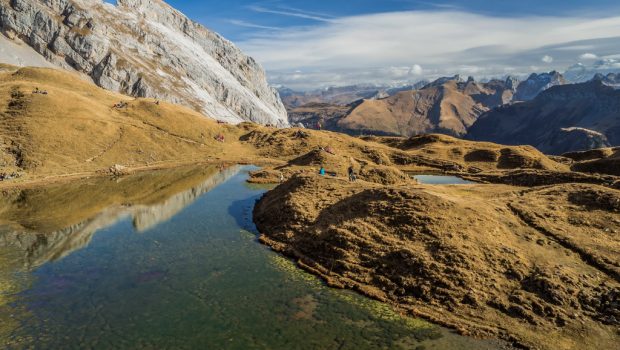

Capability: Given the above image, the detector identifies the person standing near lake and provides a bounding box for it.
[348,166,356,182]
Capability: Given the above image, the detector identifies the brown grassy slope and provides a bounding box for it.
[0,65,250,178]
[362,134,568,172]
[467,80,620,155]
[241,127,579,189]
[244,131,578,188]
[562,147,619,162]
[287,102,352,130]
[254,174,620,350]
[569,148,620,176]
[337,81,487,137]
[509,184,620,278]
[0,65,579,186]
[243,128,569,173]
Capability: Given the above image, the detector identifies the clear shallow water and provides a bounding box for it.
[413,175,475,185]
[0,165,505,349]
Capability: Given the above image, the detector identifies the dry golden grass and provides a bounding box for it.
[1,65,618,350]
[0,66,254,179]
[255,174,620,350]
[0,65,576,187]
[339,81,484,137]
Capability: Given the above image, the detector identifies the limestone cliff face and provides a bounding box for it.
[0,0,288,126]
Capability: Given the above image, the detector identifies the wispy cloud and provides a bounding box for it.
[228,19,281,31]
[236,10,620,89]
[274,5,336,20]
[247,5,334,22]
[412,1,462,10]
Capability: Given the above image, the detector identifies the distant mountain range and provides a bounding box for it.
[280,59,620,107]
[284,73,547,135]
[285,68,620,154]
[336,76,515,137]
[564,58,620,83]
[0,0,617,155]
[594,72,620,89]
[278,81,429,108]
[513,71,566,101]
[467,79,620,154]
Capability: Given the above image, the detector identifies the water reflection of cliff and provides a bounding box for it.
[131,166,240,232]
[0,165,242,269]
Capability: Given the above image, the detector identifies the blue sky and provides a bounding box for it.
[142,1,620,41]
[107,1,620,89]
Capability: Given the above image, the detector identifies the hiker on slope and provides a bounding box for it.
[348,166,356,182]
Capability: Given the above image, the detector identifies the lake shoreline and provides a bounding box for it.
[0,166,508,349]
[254,173,620,350]
[0,158,284,190]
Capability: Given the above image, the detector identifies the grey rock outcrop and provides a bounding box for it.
[0,0,288,126]
[513,71,566,101]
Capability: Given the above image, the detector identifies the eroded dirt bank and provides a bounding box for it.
[254,174,620,350]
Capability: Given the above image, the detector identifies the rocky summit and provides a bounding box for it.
[513,71,567,102]
[0,0,288,126]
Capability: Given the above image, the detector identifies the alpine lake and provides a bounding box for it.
[0,165,507,349]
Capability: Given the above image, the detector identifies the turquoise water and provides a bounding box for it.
[413,175,475,185]
[0,166,505,349]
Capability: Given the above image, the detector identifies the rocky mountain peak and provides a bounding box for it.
[423,74,463,89]
[0,0,288,126]
[503,76,519,91]
[592,72,620,89]
[564,58,620,83]
[513,71,567,101]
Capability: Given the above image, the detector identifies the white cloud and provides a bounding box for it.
[541,55,554,63]
[228,19,281,31]
[236,10,620,89]
[247,5,333,22]
[459,65,483,74]
[579,52,599,60]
